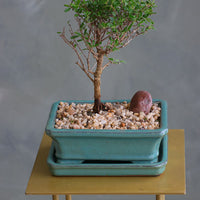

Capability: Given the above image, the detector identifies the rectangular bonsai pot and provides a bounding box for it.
[45,99,168,163]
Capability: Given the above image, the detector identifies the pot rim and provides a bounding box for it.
[45,99,168,138]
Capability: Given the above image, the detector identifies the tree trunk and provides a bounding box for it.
[93,53,103,113]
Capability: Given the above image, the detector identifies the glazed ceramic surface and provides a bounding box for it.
[47,134,168,176]
[45,99,168,163]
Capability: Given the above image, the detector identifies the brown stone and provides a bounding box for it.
[129,91,152,114]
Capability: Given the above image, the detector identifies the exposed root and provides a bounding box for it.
[93,100,110,113]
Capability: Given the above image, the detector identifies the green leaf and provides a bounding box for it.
[74,32,82,36]
[112,47,119,52]
[120,60,126,64]
[57,32,61,34]
[87,42,92,48]
[92,40,95,46]
[71,35,79,39]
[64,8,71,12]
[80,22,84,29]
[127,23,133,31]
[77,39,83,42]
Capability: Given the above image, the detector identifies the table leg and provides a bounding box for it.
[65,194,72,200]
[156,194,165,200]
[52,195,59,200]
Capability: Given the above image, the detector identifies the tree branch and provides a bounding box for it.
[60,27,84,67]
[120,27,146,49]
[102,61,112,71]
[68,26,87,60]
[60,27,94,83]
[75,61,94,82]
[87,50,95,75]
[75,17,98,60]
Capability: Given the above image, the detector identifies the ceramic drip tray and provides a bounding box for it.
[47,135,168,176]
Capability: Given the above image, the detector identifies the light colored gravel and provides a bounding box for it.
[54,101,161,130]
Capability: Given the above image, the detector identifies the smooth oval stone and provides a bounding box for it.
[129,91,152,114]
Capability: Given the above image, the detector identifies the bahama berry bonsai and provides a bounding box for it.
[58,0,156,113]
[45,1,169,172]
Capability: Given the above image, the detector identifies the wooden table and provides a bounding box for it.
[25,129,186,200]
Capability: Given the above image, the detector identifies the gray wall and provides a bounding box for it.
[0,0,199,199]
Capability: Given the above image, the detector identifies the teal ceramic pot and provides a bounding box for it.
[45,99,168,163]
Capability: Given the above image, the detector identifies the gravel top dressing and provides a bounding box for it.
[55,101,161,130]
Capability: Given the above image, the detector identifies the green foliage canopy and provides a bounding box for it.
[63,0,156,54]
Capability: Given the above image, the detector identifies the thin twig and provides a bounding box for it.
[76,61,94,82]
[75,17,98,60]
[91,62,97,72]
[60,27,85,68]
[87,50,94,75]
[60,27,94,83]
[102,61,112,71]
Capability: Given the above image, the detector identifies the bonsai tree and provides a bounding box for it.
[58,0,156,113]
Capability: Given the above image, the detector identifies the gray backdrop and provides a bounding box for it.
[0,0,199,199]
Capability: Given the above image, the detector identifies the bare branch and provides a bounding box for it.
[101,29,107,41]
[75,17,98,60]
[119,28,146,49]
[86,50,95,75]
[101,34,111,42]
[76,61,94,82]
[91,62,97,72]
[102,61,112,71]
[67,23,88,61]
[60,27,94,83]
[60,27,84,67]
[67,23,96,76]
[60,27,75,49]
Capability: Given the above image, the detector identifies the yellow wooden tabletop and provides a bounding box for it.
[25,129,186,195]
